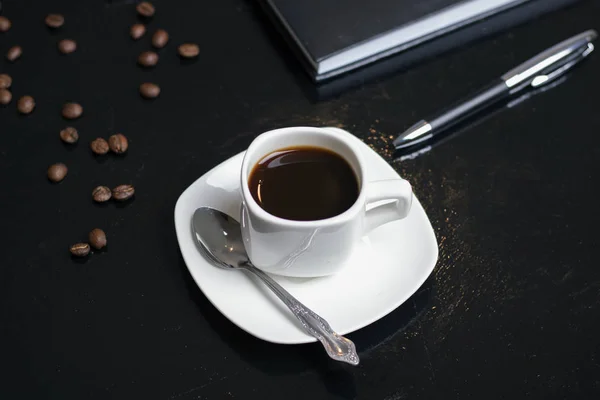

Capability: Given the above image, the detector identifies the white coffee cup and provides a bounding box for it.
[240,127,413,277]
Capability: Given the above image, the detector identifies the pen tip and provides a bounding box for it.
[393,120,432,147]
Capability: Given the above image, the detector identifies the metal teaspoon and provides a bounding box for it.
[192,207,359,366]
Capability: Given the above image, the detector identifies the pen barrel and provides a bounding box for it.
[429,79,509,130]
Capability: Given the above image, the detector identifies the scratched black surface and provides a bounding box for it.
[1,0,600,399]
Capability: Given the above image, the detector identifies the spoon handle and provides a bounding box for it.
[242,263,359,366]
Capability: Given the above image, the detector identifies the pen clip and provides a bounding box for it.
[502,29,597,88]
[530,42,594,88]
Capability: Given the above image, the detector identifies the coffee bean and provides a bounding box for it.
[89,228,107,250]
[58,39,77,54]
[136,2,155,17]
[138,51,158,67]
[92,186,112,202]
[45,14,64,28]
[152,29,169,48]
[178,43,199,58]
[7,46,22,62]
[70,243,90,257]
[0,16,11,32]
[0,89,11,105]
[139,82,160,99]
[48,163,68,182]
[60,127,79,144]
[62,102,83,119]
[109,133,128,154]
[112,184,135,201]
[0,73,11,89]
[17,95,35,114]
[90,138,109,155]
[130,23,145,40]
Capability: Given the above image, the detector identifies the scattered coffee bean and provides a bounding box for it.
[136,2,155,17]
[139,82,160,98]
[59,127,79,144]
[0,16,11,32]
[45,14,64,28]
[70,243,90,257]
[178,43,199,58]
[90,138,109,155]
[62,102,83,119]
[152,29,169,48]
[112,184,135,201]
[0,89,11,105]
[89,228,107,250]
[17,95,35,114]
[92,186,112,202]
[138,51,158,67]
[0,73,11,89]
[58,39,77,54]
[130,23,146,40]
[48,163,68,182]
[7,46,22,62]
[109,133,128,154]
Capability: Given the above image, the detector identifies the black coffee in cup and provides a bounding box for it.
[248,146,359,221]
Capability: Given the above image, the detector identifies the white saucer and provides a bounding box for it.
[174,128,439,344]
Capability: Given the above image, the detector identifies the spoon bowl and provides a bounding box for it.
[193,208,247,269]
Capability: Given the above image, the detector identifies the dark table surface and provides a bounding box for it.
[2,0,600,399]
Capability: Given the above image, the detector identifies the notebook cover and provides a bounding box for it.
[266,0,469,63]
[259,0,582,83]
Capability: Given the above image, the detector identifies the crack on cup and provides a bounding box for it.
[279,228,320,270]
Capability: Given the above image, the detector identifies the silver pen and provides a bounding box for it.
[393,29,597,149]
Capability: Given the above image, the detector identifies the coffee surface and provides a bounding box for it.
[248,146,359,221]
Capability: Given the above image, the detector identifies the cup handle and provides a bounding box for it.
[364,179,413,233]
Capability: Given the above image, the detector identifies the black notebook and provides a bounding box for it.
[302,0,581,99]
[260,0,539,81]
